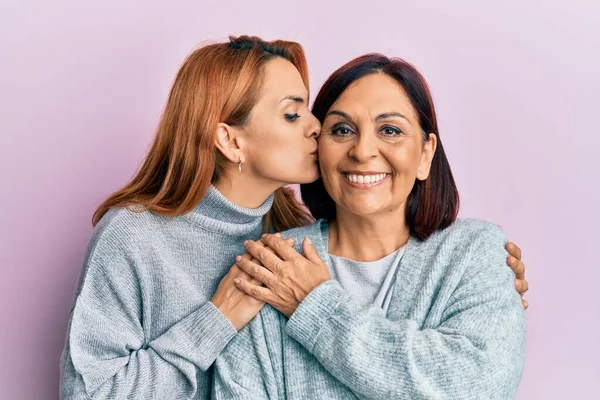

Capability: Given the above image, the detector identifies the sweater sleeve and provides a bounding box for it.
[212,322,273,400]
[212,305,286,399]
[285,227,527,400]
[65,240,237,399]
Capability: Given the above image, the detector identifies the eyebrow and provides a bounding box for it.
[325,110,351,119]
[325,110,409,122]
[280,95,305,104]
[376,112,409,122]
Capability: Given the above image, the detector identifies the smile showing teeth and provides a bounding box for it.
[344,173,388,185]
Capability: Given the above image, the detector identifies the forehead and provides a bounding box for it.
[261,57,308,101]
[331,73,417,121]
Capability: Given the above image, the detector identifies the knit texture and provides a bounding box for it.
[213,218,527,399]
[60,186,273,399]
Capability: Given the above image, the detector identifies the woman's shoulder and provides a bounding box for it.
[427,218,506,247]
[71,208,172,302]
[88,207,172,260]
[415,218,510,280]
[393,218,515,319]
[413,218,509,272]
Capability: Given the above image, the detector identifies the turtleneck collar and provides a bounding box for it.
[187,185,274,236]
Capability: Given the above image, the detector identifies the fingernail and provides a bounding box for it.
[305,236,312,245]
[243,240,249,246]
[275,233,281,237]
[235,256,241,262]
[234,279,240,285]
[262,234,267,238]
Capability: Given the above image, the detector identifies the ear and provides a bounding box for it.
[416,133,437,181]
[214,123,245,164]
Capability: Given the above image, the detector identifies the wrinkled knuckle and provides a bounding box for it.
[516,248,523,259]
[515,265,524,277]
[268,242,279,253]
[259,251,268,263]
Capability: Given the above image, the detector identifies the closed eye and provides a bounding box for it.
[285,113,300,122]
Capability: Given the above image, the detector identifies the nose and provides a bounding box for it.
[349,132,378,162]
[305,113,321,139]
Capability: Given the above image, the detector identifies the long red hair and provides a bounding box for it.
[93,36,313,231]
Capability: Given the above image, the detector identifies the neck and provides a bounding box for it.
[329,207,410,262]
[213,170,283,209]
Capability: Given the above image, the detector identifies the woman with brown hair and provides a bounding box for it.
[214,54,528,399]
[60,37,527,399]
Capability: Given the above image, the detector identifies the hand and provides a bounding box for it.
[211,235,295,330]
[505,241,529,310]
[233,234,332,317]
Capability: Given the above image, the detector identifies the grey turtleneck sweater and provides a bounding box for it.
[60,186,273,399]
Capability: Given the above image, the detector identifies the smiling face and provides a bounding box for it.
[317,72,437,218]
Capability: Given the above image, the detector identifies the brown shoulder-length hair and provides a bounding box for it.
[93,36,313,231]
[301,54,459,240]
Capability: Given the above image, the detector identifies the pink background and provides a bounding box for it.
[1,0,598,398]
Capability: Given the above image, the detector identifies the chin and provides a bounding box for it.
[296,176,319,184]
[299,167,320,184]
[278,169,319,186]
[341,199,388,217]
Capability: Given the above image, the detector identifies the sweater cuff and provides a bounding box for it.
[183,302,237,369]
[285,279,345,352]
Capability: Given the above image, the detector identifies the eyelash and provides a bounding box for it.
[285,113,300,122]
[381,125,403,136]
[330,124,403,137]
[332,127,352,136]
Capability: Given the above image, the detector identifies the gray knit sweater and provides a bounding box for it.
[213,218,527,399]
[60,186,273,399]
